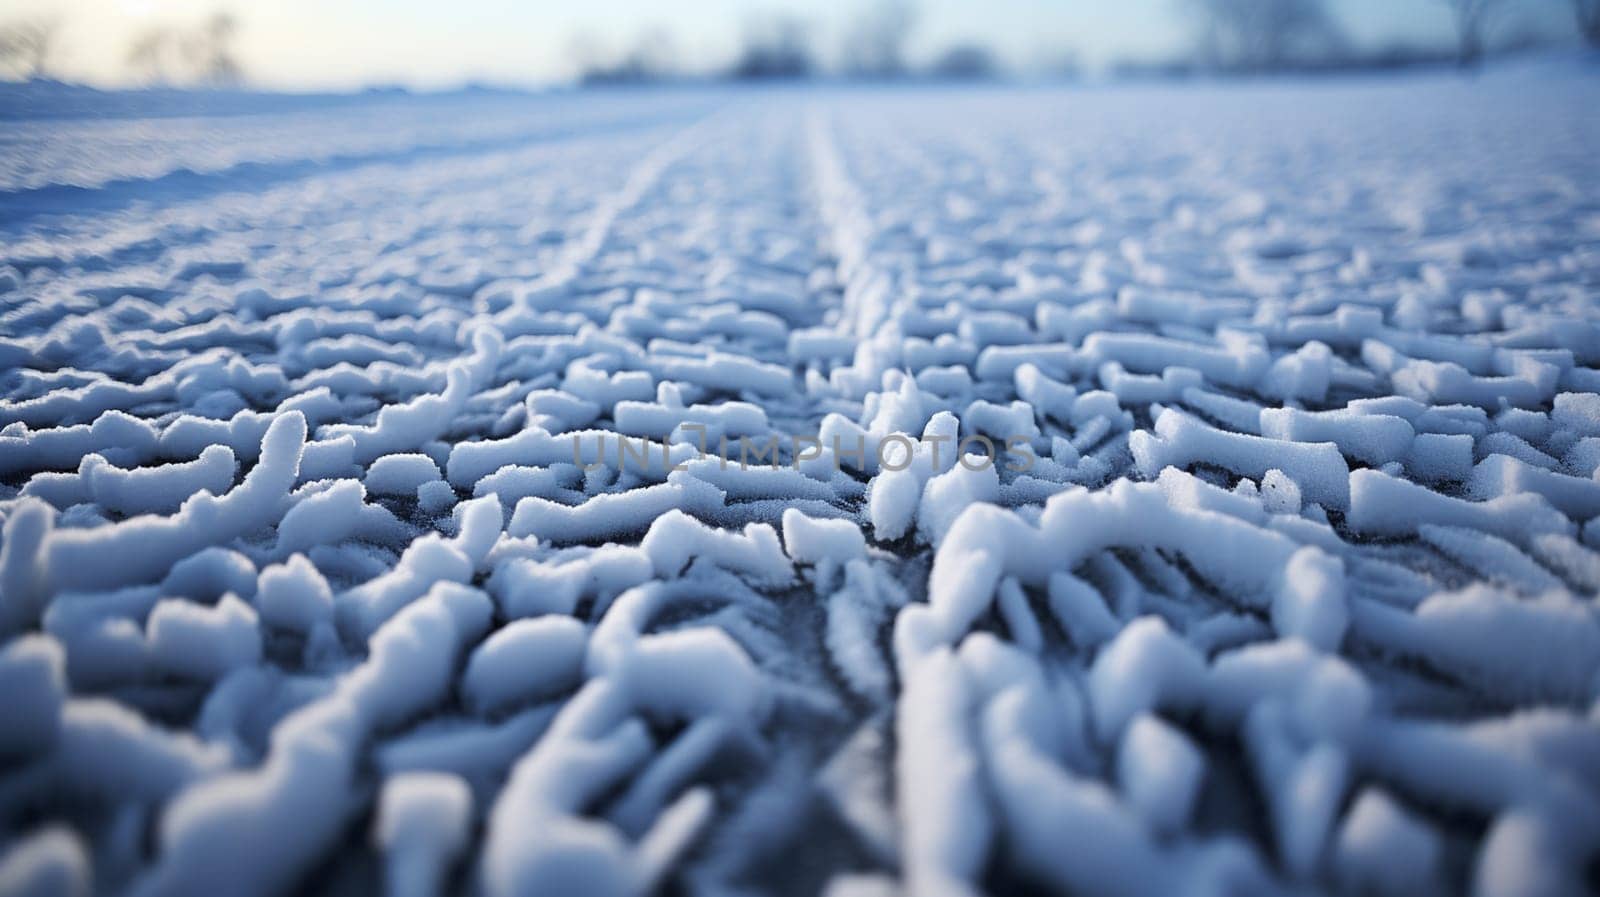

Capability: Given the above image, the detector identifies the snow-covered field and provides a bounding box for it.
[1,71,1599,896]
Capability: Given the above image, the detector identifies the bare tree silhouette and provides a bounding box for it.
[127,25,193,84]
[1190,0,1345,71]
[931,44,998,80]
[730,14,815,80]
[1576,0,1600,47]
[127,12,243,86]
[189,13,242,85]
[840,0,918,79]
[1437,0,1501,65]
[575,27,681,86]
[0,19,58,80]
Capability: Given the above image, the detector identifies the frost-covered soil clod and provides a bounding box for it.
[2,74,1600,895]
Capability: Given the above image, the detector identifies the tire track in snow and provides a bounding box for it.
[0,102,718,229]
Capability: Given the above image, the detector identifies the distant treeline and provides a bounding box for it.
[2,0,1598,89]
[0,12,241,85]
[576,1,999,86]
[1171,0,1594,74]
[577,0,1600,87]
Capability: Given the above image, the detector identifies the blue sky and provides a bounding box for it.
[5,0,1583,89]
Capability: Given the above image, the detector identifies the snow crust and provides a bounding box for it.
[2,73,1599,895]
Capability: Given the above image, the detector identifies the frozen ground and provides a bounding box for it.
[1,70,1599,896]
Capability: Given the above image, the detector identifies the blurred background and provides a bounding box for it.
[0,0,1596,93]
